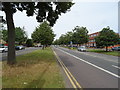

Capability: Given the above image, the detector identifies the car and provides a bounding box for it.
[15,46,25,50]
[77,46,87,52]
[0,46,8,53]
[112,46,120,51]
[15,46,20,50]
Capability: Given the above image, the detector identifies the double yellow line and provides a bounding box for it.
[52,48,83,90]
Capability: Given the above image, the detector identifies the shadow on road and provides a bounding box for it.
[59,55,74,67]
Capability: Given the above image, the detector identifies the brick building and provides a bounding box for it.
[86,32,99,48]
[85,32,120,48]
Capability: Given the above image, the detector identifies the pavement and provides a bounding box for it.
[0,47,41,61]
[52,46,119,89]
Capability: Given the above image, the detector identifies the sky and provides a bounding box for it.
[0,1,119,40]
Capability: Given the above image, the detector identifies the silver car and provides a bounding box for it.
[77,46,87,52]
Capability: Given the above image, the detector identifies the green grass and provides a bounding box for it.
[62,46,77,50]
[2,47,64,88]
[88,49,120,56]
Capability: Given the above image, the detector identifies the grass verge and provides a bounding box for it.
[87,49,120,57]
[2,47,64,88]
[62,46,77,50]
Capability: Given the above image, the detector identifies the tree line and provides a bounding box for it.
[53,26,120,51]
[2,21,56,48]
[2,27,33,47]
[53,26,89,45]
[2,27,27,45]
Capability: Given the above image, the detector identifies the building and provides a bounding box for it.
[86,31,120,48]
[86,32,99,48]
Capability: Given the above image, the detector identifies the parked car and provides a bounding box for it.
[15,46,25,50]
[112,46,120,51]
[77,46,87,52]
[0,46,8,53]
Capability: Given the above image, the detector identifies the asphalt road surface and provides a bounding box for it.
[0,47,41,61]
[53,46,119,89]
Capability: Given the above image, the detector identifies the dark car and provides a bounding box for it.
[112,46,120,51]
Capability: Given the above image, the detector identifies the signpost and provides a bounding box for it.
[70,41,73,49]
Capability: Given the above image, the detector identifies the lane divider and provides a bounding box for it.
[112,65,120,69]
[56,47,120,79]
[52,48,83,90]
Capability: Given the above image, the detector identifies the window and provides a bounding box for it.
[94,34,96,36]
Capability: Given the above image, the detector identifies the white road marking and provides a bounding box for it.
[112,65,120,69]
[56,47,120,78]
[76,50,118,64]
[60,47,118,64]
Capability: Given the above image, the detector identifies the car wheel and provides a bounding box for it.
[2,50,4,53]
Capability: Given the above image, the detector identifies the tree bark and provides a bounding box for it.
[3,3,16,65]
[106,46,108,52]
[42,45,44,50]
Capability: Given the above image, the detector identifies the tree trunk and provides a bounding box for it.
[106,46,108,52]
[3,3,16,65]
[42,45,44,50]
[77,43,79,47]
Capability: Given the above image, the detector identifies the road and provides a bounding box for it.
[53,46,119,89]
[0,47,41,61]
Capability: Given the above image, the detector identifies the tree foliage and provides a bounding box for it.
[58,34,67,45]
[15,27,27,44]
[2,29,7,42]
[72,26,89,45]
[53,39,59,45]
[57,32,73,45]
[32,21,55,46]
[26,39,33,47]
[95,26,119,51]
[55,26,89,46]
[2,2,74,26]
[2,27,27,44]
